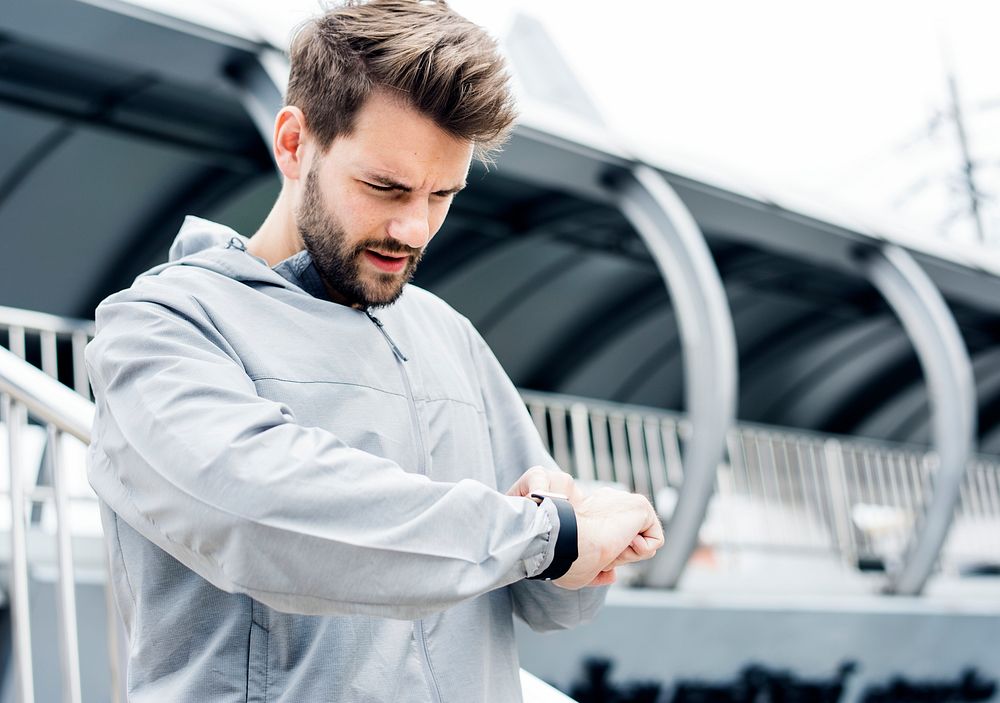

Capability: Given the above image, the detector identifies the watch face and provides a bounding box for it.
[530,491,570,501]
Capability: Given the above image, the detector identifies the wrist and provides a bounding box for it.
[527,493,578,581]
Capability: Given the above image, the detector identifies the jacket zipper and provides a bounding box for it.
[364,309,408,362]
[363,310,442,703]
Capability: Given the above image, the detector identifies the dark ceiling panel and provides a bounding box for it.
[616,344,685,410]
[203,172,280,240]
[0,127,209,315]
[428,236,575,324]
[743,318,899,420]
[855,383,930,446]
[0,104,59,184]
[777,332,915,430]
[559,308,680,403]
[481,250,649,383]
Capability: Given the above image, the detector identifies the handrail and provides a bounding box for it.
[0,305,95,336]
[0,346,94,443]
[0,345,100,703]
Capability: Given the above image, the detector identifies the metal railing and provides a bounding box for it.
[4,306,1000,700]
[0,308,580,703]
[523,390,1000,574]
[0,308,118,703]
[0,305,94,399]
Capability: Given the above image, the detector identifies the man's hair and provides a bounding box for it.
[287,0,517,162]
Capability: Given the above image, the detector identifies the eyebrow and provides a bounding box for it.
[366,173,466,196]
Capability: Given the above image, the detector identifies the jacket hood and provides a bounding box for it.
[147,216,298,292]
[168,215,242,262]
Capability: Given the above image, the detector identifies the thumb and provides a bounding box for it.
[507,466,551,497]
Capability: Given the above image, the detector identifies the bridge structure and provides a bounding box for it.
[2,0,1000,701]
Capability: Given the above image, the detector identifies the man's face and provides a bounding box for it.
[295,90,474,308]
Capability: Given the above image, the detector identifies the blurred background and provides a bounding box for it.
[1,1,1000,701]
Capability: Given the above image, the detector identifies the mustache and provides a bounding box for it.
[352,240,423,258]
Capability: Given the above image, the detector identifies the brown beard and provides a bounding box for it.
[296,163,423,309]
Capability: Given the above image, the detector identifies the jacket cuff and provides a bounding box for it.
[522,497,559,578]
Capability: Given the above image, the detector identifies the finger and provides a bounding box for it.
[607,546,645,568]
[606,533,663,568]
[629,533,661,559]
[546,471,578,498]
[640,507,666,547]
[523,466,552,496]
[506,466,550,497]
[587,569,617,587]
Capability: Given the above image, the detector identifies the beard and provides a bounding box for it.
[296,163,423,309]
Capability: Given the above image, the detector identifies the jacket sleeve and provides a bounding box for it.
[465,320,609,633]
[85,282,559,620]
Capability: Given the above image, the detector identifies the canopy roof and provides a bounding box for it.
[4,0,1000,452]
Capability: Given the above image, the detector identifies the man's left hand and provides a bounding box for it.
[505,465,585,505]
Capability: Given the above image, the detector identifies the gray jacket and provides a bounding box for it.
[86,217,607,702]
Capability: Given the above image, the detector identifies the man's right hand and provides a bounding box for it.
[552,488,664,590]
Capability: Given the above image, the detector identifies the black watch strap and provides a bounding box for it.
[527,494,578,581]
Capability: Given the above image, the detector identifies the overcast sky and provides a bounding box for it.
[126,0,1000,247]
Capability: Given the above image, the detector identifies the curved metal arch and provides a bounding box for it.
[607,164,738,589]
[859,244,976,595]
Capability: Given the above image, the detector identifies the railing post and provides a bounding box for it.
[104,548,124,703]
[9,325,26,359]
[823,439,857,568]
[569,402,595,482]
[50,425,82,703]
[4,394,35,703]
[71,331,90,400]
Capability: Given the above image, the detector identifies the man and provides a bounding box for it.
[86,1,663,701]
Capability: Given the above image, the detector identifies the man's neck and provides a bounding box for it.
[247,192,302,267]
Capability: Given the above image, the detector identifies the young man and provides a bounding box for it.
[86,1,663,700]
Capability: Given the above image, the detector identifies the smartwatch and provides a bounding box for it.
[526,492,578,581]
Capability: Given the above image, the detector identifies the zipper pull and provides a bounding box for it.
[364,310,408,362]
[226,237,247,252]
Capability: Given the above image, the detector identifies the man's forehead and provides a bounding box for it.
[332,92,474,175]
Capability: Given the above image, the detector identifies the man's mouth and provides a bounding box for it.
[363,249,409,273]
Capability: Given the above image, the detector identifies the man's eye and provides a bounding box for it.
[364,182,393,192]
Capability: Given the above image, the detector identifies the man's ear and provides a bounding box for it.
[273,106,308,181]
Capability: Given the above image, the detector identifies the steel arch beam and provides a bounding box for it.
[226,49,288,167]
[860,244,976,595]
[608,164,738,589]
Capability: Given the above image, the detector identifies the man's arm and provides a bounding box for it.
[464,319,611,632]
[85,281,561,620]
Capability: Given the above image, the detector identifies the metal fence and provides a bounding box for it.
[4,309,1000,701]
[4,308,1000,579]
[0,306,93,399]
[523,390,1000,574]
[0,307,113,703]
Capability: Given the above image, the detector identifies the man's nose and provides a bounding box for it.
[387,201,430,249]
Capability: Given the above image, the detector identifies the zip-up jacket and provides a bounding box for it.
[85,217,608,702]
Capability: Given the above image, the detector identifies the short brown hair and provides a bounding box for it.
[286,0,517,162]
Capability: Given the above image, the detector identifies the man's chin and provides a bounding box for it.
[362,287,407,309]
[349,277,407,309]
[316,263,412,309]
